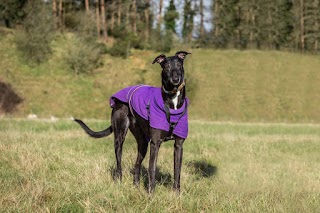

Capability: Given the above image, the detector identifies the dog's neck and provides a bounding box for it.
[162,81,186,110]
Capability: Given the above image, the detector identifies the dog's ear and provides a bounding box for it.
[152,54,166,64]
[175,51,191,60]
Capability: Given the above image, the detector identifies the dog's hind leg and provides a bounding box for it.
[112,103,130,181]
[129,117,149,186]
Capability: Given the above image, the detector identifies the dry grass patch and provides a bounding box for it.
[0,119,319,212]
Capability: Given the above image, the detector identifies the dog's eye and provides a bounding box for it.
[162,70,170,77]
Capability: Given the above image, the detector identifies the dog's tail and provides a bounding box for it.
[73,118,113,138]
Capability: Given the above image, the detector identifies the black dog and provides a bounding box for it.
[74,51,191,193]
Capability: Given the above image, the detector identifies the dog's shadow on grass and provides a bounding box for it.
[138,161,217,190]
[186,160,217,178]
[110,160,216,191]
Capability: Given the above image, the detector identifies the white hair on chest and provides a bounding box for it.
[172,91,180,110]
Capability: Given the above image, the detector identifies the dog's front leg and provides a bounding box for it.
[148,129,163,194]
[173,137,184,193]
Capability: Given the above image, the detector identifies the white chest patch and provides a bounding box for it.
[172,91,180,110]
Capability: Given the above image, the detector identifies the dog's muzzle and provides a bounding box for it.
[170,77,181,86]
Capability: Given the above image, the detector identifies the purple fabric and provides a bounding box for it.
[110,85,189,139]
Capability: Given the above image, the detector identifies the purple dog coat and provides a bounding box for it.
[109,85,189,139]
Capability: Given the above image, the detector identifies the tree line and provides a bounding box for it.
[1,0,319,54]
[212,0,320,52]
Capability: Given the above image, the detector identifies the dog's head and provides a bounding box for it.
[152,51,191,93]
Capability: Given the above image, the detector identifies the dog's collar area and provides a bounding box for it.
[162,79,186,95]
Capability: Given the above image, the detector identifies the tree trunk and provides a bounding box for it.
[252,0,259,48]
[111,0,115,30]
[313,0,319,51]
[300,0,305,52]
[100,0,108,42]
[199,0,204,38]
[85,0,89,12]
[267,4,273,49]
[52,0,57,29]
[58,0,63,29]
[144,0,150,41]
[132,0,137,35]
[95,0,101,39]
[125,1,130,29]
[187,0,195,43]
[157,0,163,30]
[249,0,256,46]
[235,4,241,48]
[214,0,219,37]
[117,0,122,25]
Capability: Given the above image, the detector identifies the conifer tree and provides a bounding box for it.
[182,0,195,43]
[164,0,179,33]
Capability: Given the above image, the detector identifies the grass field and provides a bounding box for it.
[1,119,319,212]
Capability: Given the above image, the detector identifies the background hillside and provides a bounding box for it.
[1,0,320,122]
[1,31,320,122]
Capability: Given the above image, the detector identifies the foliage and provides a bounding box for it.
[64,12,82,31]
[61,11,105,74]
[182,0,195,42]
[78,14,104,57]
[65,11,98,42]
[255,0,294,49]
[14,2,54,64]
[64,36,103,75]
[0,0,27,28]
[212,0,241,48]
[1,0,320,53]
[151,29,173,53]
[108,25,146,58]
[211,0,318,51]
[164,0,179,33]
[108,39,130,58]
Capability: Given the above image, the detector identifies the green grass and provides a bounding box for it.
[1,119,319,212]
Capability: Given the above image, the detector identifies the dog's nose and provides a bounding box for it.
[172,77,179,82]
[171,76,180,85]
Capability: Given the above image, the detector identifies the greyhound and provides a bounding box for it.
[74,51,191,193]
